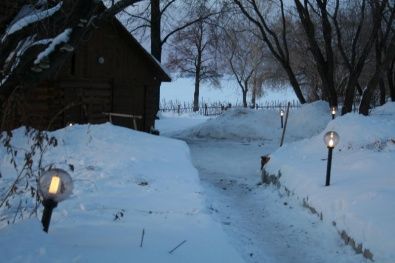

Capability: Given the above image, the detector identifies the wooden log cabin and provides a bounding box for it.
[0,0,171,132]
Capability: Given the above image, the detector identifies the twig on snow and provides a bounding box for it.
[169,240,187,254]
[140,228,145,247]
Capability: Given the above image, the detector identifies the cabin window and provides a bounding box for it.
[98,56,105,64]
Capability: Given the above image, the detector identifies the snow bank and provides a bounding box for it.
[0,123,244,263]
[266,102,395,262]
[157,111,210,136]
[170,100,394,262]
[178,100,330,142]
[286,100,331,141]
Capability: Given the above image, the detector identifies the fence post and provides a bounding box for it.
[177,105,180,115]
[280,102,291,147]
[132,118,137,130]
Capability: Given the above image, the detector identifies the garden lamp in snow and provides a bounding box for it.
[331,107,337,120]
[39,169,73,232]
[323,131,339,186]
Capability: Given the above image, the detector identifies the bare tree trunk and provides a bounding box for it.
[150,0,161,61]
[341,75,357,115]
[359,74,379,115]
[193,74,200,112]
[379,79,386,105]
[294,0,337,107]
[251,86,256,108]
[388,59,395,101]
[283,64,306,104]
[193,49,202,112]
[334,0,385,115]
[360,33,395,114]
[150,0,162,119]
[242,80,248,108]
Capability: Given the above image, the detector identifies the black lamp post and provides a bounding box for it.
[323,131,340,186]
[39,169,73,232]
[331,106,337,120]
[280,109,284,129]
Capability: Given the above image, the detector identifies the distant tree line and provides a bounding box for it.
[125,0,395,115]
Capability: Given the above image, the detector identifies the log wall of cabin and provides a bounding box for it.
[56,18,161,131]
[2,18,162,132]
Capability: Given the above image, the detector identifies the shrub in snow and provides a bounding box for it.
[0,127,62,227]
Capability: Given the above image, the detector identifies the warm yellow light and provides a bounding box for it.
[324,131,339,148]
[331,107,336,115]
[48,175,61,195]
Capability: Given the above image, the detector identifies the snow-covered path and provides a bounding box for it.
[184,138,367,263]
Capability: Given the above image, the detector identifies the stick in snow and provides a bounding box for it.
[280,102,291,147]
[140,228,145,248]
[168,240,187,254]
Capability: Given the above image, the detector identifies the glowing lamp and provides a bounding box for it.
[331,106,337,120]
[48,175,61,194]
[324,131,339,149]
[39,169,73,232]
[280,109,284,128]
[323,131,340,186]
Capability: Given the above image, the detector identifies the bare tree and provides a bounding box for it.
[120,0,220,115]
[293,0,339,108]
[166,2,220,111]
[374,1,395,104]
[265,16,321,102]
[221,23,265,107]
[359,1,395,115]
[122,0,218,62]
[232,0,307,104]
[332,0,389,114]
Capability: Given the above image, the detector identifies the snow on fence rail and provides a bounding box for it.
[159,99,301,116]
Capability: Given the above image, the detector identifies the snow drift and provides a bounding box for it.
[265,102,395,263]
[176,100,331,142]
[0,123,244,263]
[166,100,395,262]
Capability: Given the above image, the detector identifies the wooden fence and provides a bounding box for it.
[159,100,301,116]
[160,96,387,117]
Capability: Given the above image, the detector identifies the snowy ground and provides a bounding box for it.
[185,139,366,263]
[1,99,394,262]
[0,124,244,263]
[157,101,394,263]
[265,103,395,262]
